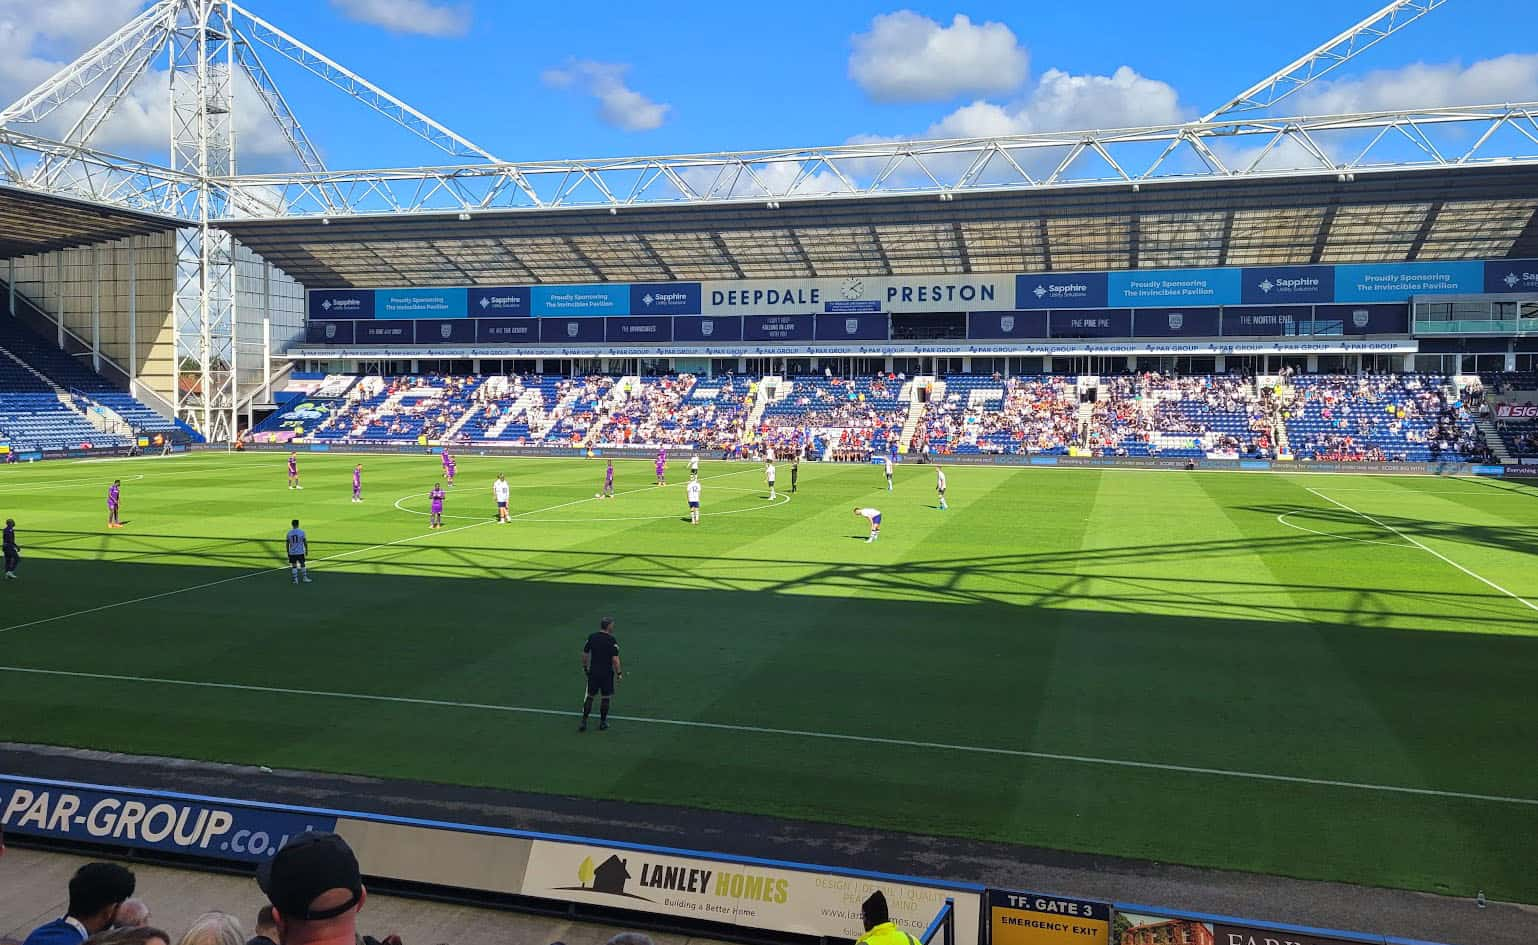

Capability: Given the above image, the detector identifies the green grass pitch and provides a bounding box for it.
[1,451,1535,902]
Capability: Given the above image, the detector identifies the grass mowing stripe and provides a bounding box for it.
[2,663,1535,808]
[1306,486,1538,614]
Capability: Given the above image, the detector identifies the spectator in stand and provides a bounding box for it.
[114,901,151,928]
[23,862,137,945]
[245,908,278,945]
[176,913,243,945]
[257,832,366,945]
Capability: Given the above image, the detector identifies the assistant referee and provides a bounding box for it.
[579,617,623,732]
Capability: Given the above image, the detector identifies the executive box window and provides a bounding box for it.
[891,312,966,341]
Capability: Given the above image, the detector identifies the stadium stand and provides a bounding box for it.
[247,370,1494,463]
[0,317,190,453]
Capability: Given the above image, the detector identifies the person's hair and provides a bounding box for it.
[254,906,275,932]
[291,519,299,528]
[605,935,654,945]
[84,927,170,945]
[67,862,136,917]
[176,913,243,945]
[600,617,614,631]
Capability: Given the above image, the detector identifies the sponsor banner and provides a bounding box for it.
[0,777,335,863]
[1240,266,1335,305]
[704,276,1010,315]
[477,318,540,343]
[469,286,532,318]
[1334,261,1485,302]
[1016,272,1108,310]
[674,315,743,343]
[1470,464,1506,476]
[969,311,1049,339]
[1313,303,1409,335]
[1484,258,1538,294]
[743,314,815,342]
[1114,910,1373,945]
[377,288,468,319]
[631,283,702,316]
[607,316,674,343]
[308,289,374,319]
[306,320,355,345]
[356,322,413,345]
[1500,463,1538,477]
[989,890,1110,945]
[1051,309,1132,339]
[1133,308,1220,338]
[1108,268,1241,307]
[816,313,889,341]
[533,284,630,317]
[540,317,607,343]
[289,339,1417,360]
[1496,403,1538,419]
[1222,306,1311,336]
[415,319,476,344]
[519,839,980,941]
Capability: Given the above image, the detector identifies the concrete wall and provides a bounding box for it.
[6,232,306,412]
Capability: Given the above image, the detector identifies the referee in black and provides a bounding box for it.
[579,617,622,732]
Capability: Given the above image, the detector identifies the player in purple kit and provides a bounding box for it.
[287,451,301,490]
[655,447,667,486]
[601,459,615,498]
[351,463,363,503]
[107,480,122,528]
[442,449,456,487]
[429,482,446,528]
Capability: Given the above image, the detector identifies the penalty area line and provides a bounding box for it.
[0,665,1532,808]
[1305,486,1538,615]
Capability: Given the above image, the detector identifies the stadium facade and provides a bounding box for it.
[0,0,1534,441]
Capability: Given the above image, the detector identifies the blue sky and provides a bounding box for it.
[5,0,1536,170]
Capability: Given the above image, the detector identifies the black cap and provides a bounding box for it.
[862,890,889,928]
[256,831,362,920]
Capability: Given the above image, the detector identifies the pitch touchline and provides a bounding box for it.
[1305,487,1538,614]
[0,665,1531,808]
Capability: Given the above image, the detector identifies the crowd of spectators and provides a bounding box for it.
[15,835,667,945]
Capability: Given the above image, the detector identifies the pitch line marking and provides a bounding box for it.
[1274,509,1415,548]
[0,516,496,638]
[0,665,1533,808]
[391,465,760,522]
[1306,486,1538,615]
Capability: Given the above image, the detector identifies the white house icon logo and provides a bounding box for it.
[1033,285,1047,299]
[643,294,655,306]
[321,299,332,311]
[1259,280,1275,294]
[1506,272,1521,288]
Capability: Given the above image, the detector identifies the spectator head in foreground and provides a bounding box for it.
[861,890,890,931]
[257,832,365,944]
[85,928,171,945]
[177,913,243,945]
[23,863,136,945]
[114,901,151,929]
[605,935,654,945]
[246,907,278,945]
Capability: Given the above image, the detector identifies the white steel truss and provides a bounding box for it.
[219,102,1538,218]
[1203,0,1450,122]
[0,0,1531,439]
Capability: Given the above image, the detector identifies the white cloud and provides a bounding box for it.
[329,0,470,38]
[541,60,671,132]
[1293,54,1538,115]
[849,11,1027,103]
[924,66,1185,139]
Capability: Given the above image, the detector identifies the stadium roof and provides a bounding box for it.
[0,186,181,260]
[219,164,1538,289]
